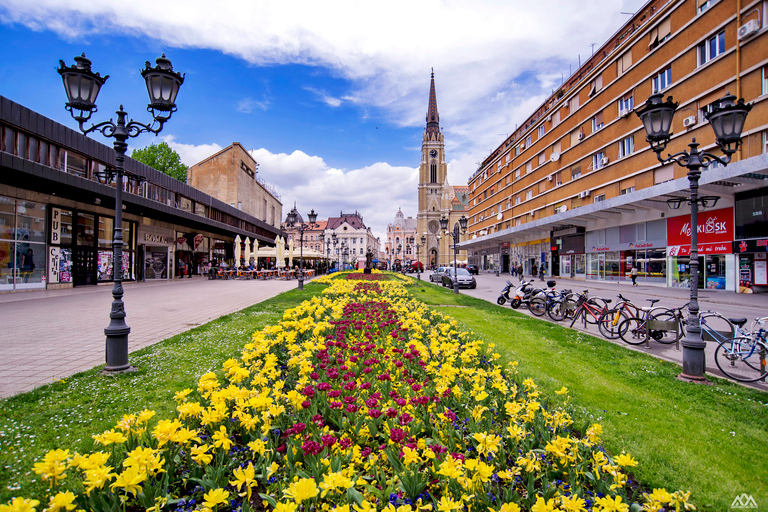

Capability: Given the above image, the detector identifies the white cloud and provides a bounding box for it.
[304,87,342,107]
[236,97,270,113]
[162,135,223,167]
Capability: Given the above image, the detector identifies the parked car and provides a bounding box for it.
[442,267,477,289]
[429,266,449,282]
[467,265,479,275]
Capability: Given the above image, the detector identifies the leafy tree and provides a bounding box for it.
[131,142,188,183]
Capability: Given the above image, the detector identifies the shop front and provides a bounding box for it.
[554,232,586,279]
[585,220,667,284]
[175,232,210,277]
[1,196,47,291]
[666,207,734,291]
[138,228,173,280]
[734,187,768,293]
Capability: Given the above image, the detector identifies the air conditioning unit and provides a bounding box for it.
[737,19,760,40]
[547,175,554,182]
[546,115,552,122]
[555,205,568,214]
[683,115,697,128]
[619,107,630,118]
[530,211,535,217]
[578,132,585,140]
[520,142,526,149]
[578,190,591,198]
[600,157,609,166]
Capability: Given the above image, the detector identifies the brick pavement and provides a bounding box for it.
[0,276,298,398]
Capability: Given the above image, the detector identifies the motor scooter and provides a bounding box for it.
[510,279,557,309]
[497,281,514,305]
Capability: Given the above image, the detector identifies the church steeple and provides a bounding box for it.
[425,69,440,137]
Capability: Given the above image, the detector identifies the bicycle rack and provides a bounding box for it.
[645,319,680,351]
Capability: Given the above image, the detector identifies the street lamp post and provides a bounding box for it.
[440,215,468,294]
[57,53,184,372]
[636,92,751,380]
[285,207,318,290]
[419,235,426,280]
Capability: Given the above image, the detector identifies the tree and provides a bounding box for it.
[131,142,188,183]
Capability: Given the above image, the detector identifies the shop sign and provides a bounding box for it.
[48,247,60,284]
[756,260,768,286]
[193,234,204,250]
[630,242,655,249]
[144,233,170,244]
[51,208,63,244]
[591,246,610,252]
[668,243,731,256]
[501,242,510,249]
[734,239,768,253]
[667,207,733,246]
[175,236,188,245]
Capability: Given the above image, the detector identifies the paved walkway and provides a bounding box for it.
[0,276,299,398]
[424,270,768,392]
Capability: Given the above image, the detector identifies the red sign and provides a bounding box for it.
[193,234,204,251]
[666,207,733,247]
[668,243,731,256]
[175,237,188,245]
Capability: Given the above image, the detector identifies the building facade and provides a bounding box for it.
[386,208,418,268]
[417,73,470,268]
[323,211,380,268]
[0,97,282,292]
[462,0,768,293]
[187,142,282,229]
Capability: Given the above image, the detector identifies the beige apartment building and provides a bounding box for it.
[463,0,768,293]
[187,143,282,230]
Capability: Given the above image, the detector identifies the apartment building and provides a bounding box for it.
[462,0,768,293]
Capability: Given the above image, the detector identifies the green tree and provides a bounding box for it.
[131,142,188,183]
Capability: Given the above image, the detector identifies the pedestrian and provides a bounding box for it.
[540,263,546,281]
[518,264,524,279]
[177,258,186,279]
[630,266,638,286]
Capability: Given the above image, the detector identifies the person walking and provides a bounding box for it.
[630,266,638,286]
[539,263,546,281]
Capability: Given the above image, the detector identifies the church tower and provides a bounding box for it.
[416,71,468,268]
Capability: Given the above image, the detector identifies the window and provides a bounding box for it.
[538,152,546,166]
[649,16,671,49]
[571,128,583,146]
[618,50,633,75]
[592,111,604,132]
[515,144,521,156]
[553,110,561,126]
[526,190,533,200]
[698,30,725,66]
[619,135,634,158]
[698,0,718,13]
[620,186,636,195]
[526,161,532,173]
[654,164,674,184]
[594,194,606,203]
[526,135,532,147]
[516,168,521,179]
[588,74,603,97]
[763,66,768,95]
[516,195,522,205]
[652,67,672,93]
[764,130,768,154]
[592,151,606,170]
[570,94,580,111]
[571,164,581,180]
[538,125,545,138]
[430,162,437,183]
[618,94,634,116]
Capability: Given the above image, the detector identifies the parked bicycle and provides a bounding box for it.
[713,316,768,382]
[568,290,613,328]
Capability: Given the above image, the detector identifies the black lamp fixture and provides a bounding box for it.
[636,91,751,381]
[441,215,469,294]
[58,53,184,373]
[285,207,318,290]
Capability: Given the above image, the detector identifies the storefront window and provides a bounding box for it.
[606,251,620,281]
[671,256,704,289]
[98,216,114,247]
[647,249,666,284]
[0,197,46,291]
[705,255,726,290]
[76,214,95,246]
[575,254,586,276]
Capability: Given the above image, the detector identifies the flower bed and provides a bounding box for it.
[343,273,390,281]
[6,280,692,512]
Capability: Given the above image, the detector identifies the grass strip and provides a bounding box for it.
[0,285,321,503]
[405,278,768,512]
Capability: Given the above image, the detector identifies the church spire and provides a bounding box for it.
[425,69,440,137]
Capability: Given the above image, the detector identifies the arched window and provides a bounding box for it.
[430,161,437,183]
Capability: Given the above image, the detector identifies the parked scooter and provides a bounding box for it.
[497,281,514,305]
[510,279,557,309]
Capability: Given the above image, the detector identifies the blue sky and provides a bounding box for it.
[0,0,647,240]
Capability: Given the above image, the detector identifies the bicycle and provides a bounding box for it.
[568,290,612,328]
[617,301,684,345]
[529,288,572,319]
[597,294,649,340]
[713,316,768,382]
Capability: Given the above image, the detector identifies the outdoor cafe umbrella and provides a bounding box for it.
[243,237,251,267]
[288,237,294,268]
[234,234,241,264]
[253,238,259,266]
[275,236,283,267]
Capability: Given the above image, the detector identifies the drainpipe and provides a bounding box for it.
[736,0,742,100]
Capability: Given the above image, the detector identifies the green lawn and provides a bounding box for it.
[406,278,768,511]
[2,276,766,511]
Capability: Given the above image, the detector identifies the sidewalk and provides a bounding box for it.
[432,271,768,392]
[0,276,299,398]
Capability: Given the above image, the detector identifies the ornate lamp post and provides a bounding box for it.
[57,53,184,372]
[440,215,469,294]
[636,92,751,380]
[318,233,325,274]
[285,207,318,290]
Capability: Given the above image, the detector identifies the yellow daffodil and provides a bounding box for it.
[230,462,257,500]
[0,497,40,512]
[613,453,638,468]
[285,477,318,503]
[498,504,521,512]
[202,488,229,510]
[45,492,76,512]
[211,425,233,451]
[593,495,629,512]
[110,466,146,497]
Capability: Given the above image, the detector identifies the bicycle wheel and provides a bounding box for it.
[562,294,579,319]
[618,317,647,345]
[548,300,566,321]
[598,308,630,339]
[647,311,681,345]
[714,338,768,382]
[583,304,602,324]
[529,297,547,316]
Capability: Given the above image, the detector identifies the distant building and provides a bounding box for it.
[386,208,418,268]
[187,142,282,230]
[323,211,380,267]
